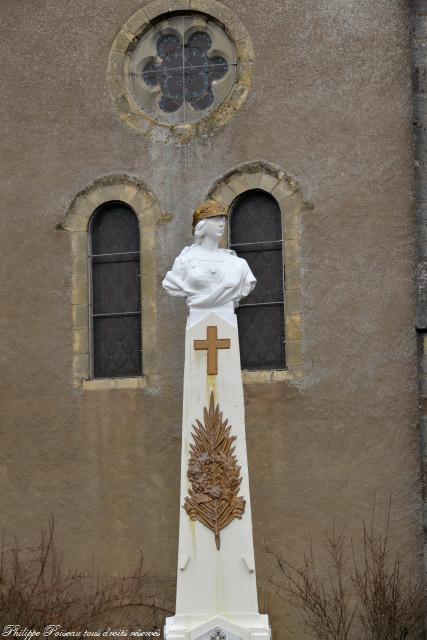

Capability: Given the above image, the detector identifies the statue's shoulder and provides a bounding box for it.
[175,245,193,261]
[221,249,248,265]
[170,246,193,273]
[220,248,237,257]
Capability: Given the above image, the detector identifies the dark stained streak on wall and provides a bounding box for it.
[413,0,427,572]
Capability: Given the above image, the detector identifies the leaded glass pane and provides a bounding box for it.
[142,61,159,87]
[237,305,285,370]
[93,316,142,378]
[90,202,142,379]
[157,33,181,57]
[142,30,228,114]
[210,57,228,81]
[92,260,140,315]
[237,246,284,305]
[91,203,140,255]
[230,190,282,244]
[130,16,237,125]
[159,93,183,113]
[230,189,285,370]
[188,31,212,51]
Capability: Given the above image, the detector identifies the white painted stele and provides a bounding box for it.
[163,213,271,640]
[165,308,270,640]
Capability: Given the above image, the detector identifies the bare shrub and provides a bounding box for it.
[267,504,425,640]
[267,522,355,640]
[352,505,425,640]
[0,518,173,631]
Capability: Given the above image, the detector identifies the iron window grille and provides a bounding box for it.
[229,189,286,370]
[89,202,142,379]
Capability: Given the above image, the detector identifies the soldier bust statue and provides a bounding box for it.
[162,201,256,310]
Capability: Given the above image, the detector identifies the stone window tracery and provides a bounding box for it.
[141,30,228,113]
[130,14,237,125]
[107,0,254,139]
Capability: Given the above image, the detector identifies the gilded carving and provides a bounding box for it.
[184,392,246,549]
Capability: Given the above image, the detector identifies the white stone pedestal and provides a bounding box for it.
[165,309,270,640]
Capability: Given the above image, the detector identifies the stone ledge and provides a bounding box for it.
[82,377,147,391]
[242,368,303,384]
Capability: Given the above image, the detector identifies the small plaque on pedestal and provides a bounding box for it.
[196,627,242,640]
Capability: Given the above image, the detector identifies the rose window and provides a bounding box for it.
[130,15,238,125]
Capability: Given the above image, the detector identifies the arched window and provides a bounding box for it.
[89,202,142,379]
[230,189,285,370]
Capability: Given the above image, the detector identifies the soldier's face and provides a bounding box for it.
[203,216,225,240]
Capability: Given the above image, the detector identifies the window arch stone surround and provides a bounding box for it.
[107,0,254,141]
[208,162,310,383]
[62,176,162,390]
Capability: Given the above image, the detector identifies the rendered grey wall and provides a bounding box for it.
[0,0,423,634]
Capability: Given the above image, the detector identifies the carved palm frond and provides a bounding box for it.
[184,392,246,549]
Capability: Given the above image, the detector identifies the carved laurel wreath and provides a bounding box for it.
[184,392,246,549]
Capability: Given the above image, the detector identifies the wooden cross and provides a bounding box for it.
[193,326,231,376]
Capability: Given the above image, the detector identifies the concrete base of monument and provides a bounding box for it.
[164,613,271,640]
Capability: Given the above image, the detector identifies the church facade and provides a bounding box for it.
[1,0,425,635]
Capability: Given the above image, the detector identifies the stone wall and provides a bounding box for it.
[413,0,427,580]
[0,0,422,634]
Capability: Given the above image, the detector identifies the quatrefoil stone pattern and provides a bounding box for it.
[130,15,238,125]
[143,31,228,113]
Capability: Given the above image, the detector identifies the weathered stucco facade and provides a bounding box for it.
[0,0,424,634]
